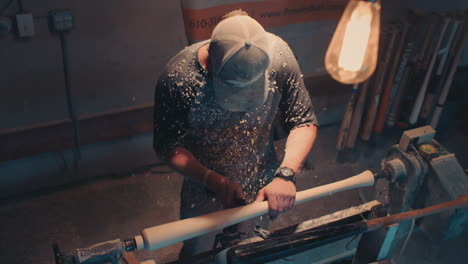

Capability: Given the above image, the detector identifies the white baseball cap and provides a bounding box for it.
[209,15,271,112]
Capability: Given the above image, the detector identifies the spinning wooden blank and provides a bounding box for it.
[135,170,375,251]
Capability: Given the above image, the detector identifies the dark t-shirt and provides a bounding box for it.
[154,33,318,203]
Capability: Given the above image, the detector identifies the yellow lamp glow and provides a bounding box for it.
[325,0,381,84]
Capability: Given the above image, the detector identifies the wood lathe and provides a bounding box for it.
[53,127,468,264]
[134,170,375,252]
[53,170,376,264]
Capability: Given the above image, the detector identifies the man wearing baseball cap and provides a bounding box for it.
[154,10,318,260]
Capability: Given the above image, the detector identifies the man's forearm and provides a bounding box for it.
[257,124,316,215]
[166,146,245,208]
[281,124,317,173]
[165,146,222,192]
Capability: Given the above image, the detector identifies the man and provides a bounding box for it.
[153,10,318,259]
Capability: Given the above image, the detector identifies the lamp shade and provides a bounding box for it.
[325,0,381,84]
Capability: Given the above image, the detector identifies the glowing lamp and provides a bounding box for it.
[325,0,381,84]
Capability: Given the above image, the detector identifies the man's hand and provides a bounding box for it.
[211,173,246,209]
[255,178,296,219]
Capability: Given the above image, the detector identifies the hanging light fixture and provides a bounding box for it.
[325,0,381,84]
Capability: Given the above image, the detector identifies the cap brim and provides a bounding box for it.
[213,74,268,112]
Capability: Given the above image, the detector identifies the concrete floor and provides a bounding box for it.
[0,123,467,264]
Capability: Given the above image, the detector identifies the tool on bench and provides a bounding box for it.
[224,195,468,264]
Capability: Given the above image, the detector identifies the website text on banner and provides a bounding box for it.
[181,0,347,43]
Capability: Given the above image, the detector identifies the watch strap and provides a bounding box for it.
[274,167,296,184]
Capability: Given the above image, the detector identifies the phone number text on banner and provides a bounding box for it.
[182,0,347,42]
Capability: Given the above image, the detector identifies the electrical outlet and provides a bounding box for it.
[49,10,74,32]
[16,13,35,37]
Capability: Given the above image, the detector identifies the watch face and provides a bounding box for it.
[280,167,294,177]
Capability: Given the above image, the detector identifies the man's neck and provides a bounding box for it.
[198,43,210,71]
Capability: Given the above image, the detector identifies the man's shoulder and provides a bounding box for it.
[165,44,199,72]
[265,33,293,54]
[160,40,208,83]
[265,33,300,77]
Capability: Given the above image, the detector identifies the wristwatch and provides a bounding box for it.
[274,167,296,184]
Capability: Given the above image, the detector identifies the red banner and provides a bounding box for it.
[182,0,347,42]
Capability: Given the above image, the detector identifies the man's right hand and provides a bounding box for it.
[209,172,246,209]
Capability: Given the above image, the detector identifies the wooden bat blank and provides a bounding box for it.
[134,170,375,251]
[420,20,461,120]
[346,80,371,149]
[361,28,398,141]
[430,16,468,129]
[336,84,359,152]
[408,18,450,125]
[374,25,407,134]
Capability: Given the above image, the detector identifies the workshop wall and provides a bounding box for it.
[1,0,411,130]
[0,0,425,199]
[0,0,186,198]
[1,0,187,130]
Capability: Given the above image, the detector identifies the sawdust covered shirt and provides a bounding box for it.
[153,33,318,203]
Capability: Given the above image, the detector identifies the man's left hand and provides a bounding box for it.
[254,178,296,219]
